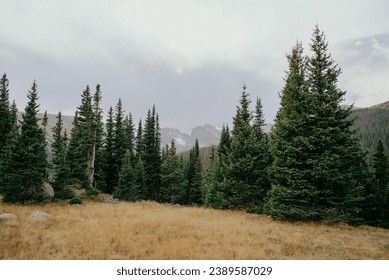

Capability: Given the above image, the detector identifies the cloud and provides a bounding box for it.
[335,33,389,107]
[1,0,389,130]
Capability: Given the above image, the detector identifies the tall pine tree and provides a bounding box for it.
[266,27,368,223]
[1,81,48,203]
[0,73,12,156]
[51,111,71,198]
[104,106,116,193]
[372,140,389,227]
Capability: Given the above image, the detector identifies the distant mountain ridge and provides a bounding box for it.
[19,99,388,157]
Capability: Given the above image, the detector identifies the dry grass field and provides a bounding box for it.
[1,198,388,260]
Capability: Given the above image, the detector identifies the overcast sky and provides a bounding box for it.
[1,0,388,132]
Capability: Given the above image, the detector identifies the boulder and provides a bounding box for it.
[29,211,50,220]
[0,213,17,224]
[42,182,54,198]
[99,194,118,203]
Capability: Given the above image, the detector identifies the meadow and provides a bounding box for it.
[1,198,388,259]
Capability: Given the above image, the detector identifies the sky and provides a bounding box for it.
[1,0,388,132]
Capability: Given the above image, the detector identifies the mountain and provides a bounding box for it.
[20,100,388,165]
[351,100,389,164]
[161,124,222,152]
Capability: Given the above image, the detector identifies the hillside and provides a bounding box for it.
[1,199,388,260]
[351,101,389,163]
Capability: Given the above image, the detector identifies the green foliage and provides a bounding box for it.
[1,81,48,203]
[160,140,186,204]
[142,106,161,201]
[66,86,94,188]
[204,125,230,209]
[265,27,368,223]
[0,73,12,156]
[113,149,140,201]
[371,140,389,227]
[69,197,82,205]
[185,139,203,205]
[103,106,116,193]
[206,86,272,211]
[51,112,71,199]
[92,84,106,191]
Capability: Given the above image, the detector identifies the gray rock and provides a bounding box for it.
[0,213,17,224]
[42,182,54,198]
[99,194,118,203]
[0,213,17,219]
[29,211,50,219]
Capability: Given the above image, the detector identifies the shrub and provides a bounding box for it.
[69,197,82,205]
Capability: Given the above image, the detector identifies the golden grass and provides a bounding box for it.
[1,199,388,260]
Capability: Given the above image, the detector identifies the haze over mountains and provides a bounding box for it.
[19,99,388,157]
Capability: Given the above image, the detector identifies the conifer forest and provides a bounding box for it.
[1,26,388,229]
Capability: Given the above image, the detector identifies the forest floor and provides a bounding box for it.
[1,198,388,259]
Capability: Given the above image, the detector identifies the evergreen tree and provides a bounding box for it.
[125,113,136,166]
[66,111,84,188]
[0,73,12,155]
[160,140,186,204]
[66,86,94,189]
[142,106,162,201]
[9,100,18,130]
[113,149,140,201]
[111,98,128,190]
[42,110,48,135]
[135,119,144,159]
[51,112,71,198]
[222,86,271,210]
[1,81,47,203]
[372,140,389,227]
[265,42,311,220]
[305,26,367,222]
[266,28,368,223]
[248,97,272,211]
[104,106,116,193]
[133,156,146,200]
[92,84,106,191]
[186,139,203,205]
[204,124,231,209]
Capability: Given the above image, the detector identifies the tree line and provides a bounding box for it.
[0,26,388,228]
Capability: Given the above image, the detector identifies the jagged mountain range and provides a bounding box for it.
[17,99,388,157]
[18,111,272,154]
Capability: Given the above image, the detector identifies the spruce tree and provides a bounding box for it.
[160,140,186,204]
[222,86,271,210]
[204,124,230,209]
[0,73,12,155]
[2,81,47,203]
[142,106,162,201]
[265,42,312,220]
[66,111,84,188]
[135,119,144,159]
[186,139,203,205]
[133,156,146,200]
[125,113,136,166]
[113,149,140,201]
[104,106,116,193]
[112,98,128,190]
[266,28,368,223]
[305,26,367,222]
[51,112,71,198]
[42,110,48,135]
[372,140,389,227]
[66,86,94,189]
